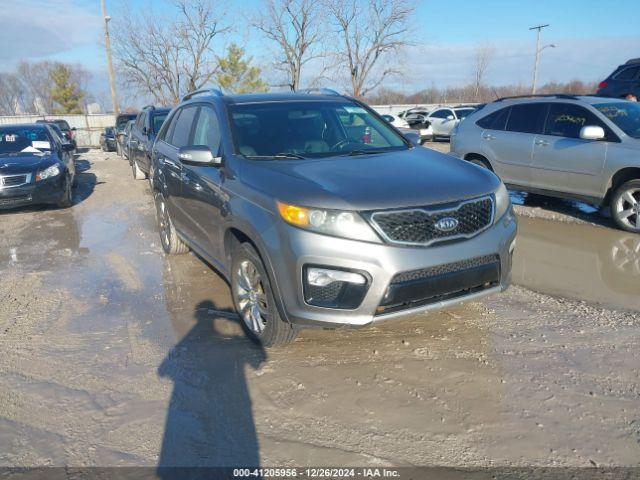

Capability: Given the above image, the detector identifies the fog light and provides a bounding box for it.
[303,266,370,309]
[307,268,366,287]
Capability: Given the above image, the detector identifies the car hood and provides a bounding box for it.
[240,148,501,211]
[0,153,56,175]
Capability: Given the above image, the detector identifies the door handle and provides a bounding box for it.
[535,139,549,146]
[482,133,495,140]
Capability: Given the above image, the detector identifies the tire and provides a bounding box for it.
[57,178,73,208]
[467,157,492,171]
[611,179,640,233]
[132,158,147,180]
[231,242,297,347]
[154,191,189,255]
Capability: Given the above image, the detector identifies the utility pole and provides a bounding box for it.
[530,24,549,94]
[101,0,119,114]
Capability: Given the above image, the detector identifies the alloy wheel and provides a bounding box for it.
[614,187,640,232]
[155,195,171,250]
[235,260,268,335]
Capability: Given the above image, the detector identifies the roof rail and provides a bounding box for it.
[182,88,224,102]
[298,88,341,96]
[625,58,640,65]
[494,93,579,102]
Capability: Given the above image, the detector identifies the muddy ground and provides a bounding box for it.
[0,149,638,469]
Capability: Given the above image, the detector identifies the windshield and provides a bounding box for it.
[594,102,640,139]
[228,101,408,158]
[0,126,53,155]
[53,120,70,131]
[152,112,169,134]
[117,114,137,129]
[455,108,476,119]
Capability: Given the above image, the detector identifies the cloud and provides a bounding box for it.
[0,0,101,65]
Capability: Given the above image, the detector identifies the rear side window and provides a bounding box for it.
[192,107,221,154]
[614,66,640,80]
[545,103,611,139]
[476,107,509,130]
[430,109,452,119]
[506,103,547,134]
[169,106,198,148]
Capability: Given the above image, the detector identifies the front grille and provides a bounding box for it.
[376,254,501,315]
[0,195,32,207]
[1,174,29,188]
[392,254,500,284]
[370,197,493,246]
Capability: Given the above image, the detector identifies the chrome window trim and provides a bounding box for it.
[369,195,495,247]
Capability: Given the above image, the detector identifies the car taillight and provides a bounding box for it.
[598,81,608,89]
[67,130,74,139]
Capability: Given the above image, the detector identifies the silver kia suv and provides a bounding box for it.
[152,88,517,346]
[450,94,640,233]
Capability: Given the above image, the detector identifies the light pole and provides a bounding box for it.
[530,24,553,94]
[101,0,119,114]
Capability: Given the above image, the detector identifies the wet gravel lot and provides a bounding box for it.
[0,149,639,469]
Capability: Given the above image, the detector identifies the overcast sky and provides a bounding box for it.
[1,0,639,101]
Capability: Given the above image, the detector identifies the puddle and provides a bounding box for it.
[513,216,640,311]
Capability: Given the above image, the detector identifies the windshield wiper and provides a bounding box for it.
[245,152,307,160]
[344,149,386,156]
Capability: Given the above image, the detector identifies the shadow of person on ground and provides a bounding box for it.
[157,300,266,477]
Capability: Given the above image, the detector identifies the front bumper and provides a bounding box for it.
[0,177,67,210]
[267,210,517,328]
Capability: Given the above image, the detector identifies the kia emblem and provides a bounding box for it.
[435,217,459,232]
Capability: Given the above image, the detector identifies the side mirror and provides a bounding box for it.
[403,131,421,146]
[446,115,455,121]
[580,125,605,140]
[178,145,222,166]
[71,127,77,131]
[62,143,75,152]
[142,126,149,135]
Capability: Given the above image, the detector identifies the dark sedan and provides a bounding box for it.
[36,119,77,148]
[0,124,76,210]
[100,126,117,152]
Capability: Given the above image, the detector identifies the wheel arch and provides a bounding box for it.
[464,153,494,171]
[604,167,640,205]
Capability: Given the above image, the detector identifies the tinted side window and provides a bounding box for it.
[615,66,639,80]
[430,109,451,119]
[192,107,221,153]
[545,103,608,139]
[476,107,509,130]
[506,104,547,134]
[170,106,199,148]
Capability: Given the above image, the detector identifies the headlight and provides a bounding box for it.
[36,165,61,182]
[494,182,511,221]
[276,201,380,242]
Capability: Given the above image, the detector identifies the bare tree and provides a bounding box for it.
[325,0,414,98]
[253,0,324,91]
[0,73,25,115]
[16,61,56,113]
[112,0,228,105]
[472,43,494,100]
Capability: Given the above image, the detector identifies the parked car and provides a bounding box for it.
[450,94,640,233]
[129,105,171,180]
[115,112,138,156]
[596,58,640,99]
[121,120,135,159]
[36,119,77,149]
[151,88,516,346]
[424,106,478,140]
[100,127,117,152]
[380,114,410,129]
[0,123,76,209]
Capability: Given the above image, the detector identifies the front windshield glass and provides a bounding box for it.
[594,102,640,139]
[228,101,408,158]
[117,114,136,129]
[455,108,476,119]
[152,113,169,133]
[0,126,52,155]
